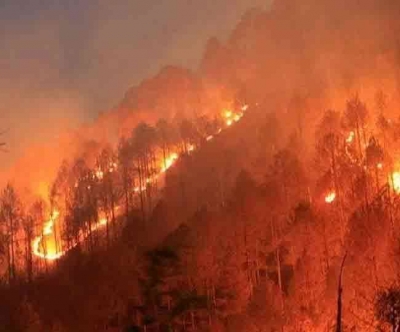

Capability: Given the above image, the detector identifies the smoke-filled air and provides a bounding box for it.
[2,0,400,331]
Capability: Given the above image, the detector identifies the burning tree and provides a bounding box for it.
[343,95,369,160]
[131,123,159,220]
[118,137,135,222]
[365,137,385,191]
[96,147,118,245]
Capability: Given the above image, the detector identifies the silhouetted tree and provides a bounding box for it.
[131,122,158,221]
[0,184,22,283]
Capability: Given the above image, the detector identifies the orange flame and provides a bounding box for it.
[325,191,336,204]
[391,172,400,194]
[161,152,179,173]
[346,131,355,144]
[33,105,249,260]
[32,211,65,261]
[222,108,243,127]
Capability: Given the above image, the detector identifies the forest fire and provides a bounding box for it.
[31,106,248,261]
[324,191,336,204]
[5,0,400,330]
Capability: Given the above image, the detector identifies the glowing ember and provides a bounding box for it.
[392,172,400,194]
[377,163,383,170]
[133,185,147,193]
[188,144,195,152]
[324,191,336,204]
[96,170,104,180]
[206,135,213,141]
[222,108,243,126]
[241,104,249,111]
[233,114,242,122]
[224,110,233,118]
[346,131,355,144]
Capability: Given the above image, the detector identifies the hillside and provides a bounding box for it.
[2,0,400,331]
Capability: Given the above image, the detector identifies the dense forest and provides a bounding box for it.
[2,0,400,331]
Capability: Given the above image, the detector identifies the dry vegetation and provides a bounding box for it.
[2,0,400,331]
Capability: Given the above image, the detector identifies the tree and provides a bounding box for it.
[335,253,347,332]
[375,90,388,115]
[259,112,281,159]
[131,123,158,221]
[49,160,70,255]
[344,95,369,160]
[30,200,47,272]
[96,147,118,245]
[179,118,199,154]
[14,297,44,332]
[64,159,98,252]
[232,170,259,291]
[365,137,385,191]
[268,149,307,208]
[375,286,400,332]
[22,213,35,283]
[118,137,135,222]
[0,184,22,283]
[156,118,170,171]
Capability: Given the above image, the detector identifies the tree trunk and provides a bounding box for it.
[9,216,16,283]
[271,218,284,313]
[138,162,146,223]
[335,253,347,332]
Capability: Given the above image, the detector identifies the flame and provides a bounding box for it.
[324,191,336,204]
[224,110,232,118]
[33,105,249,260]
[161,152,179,173]
[32,209,121,261]
[222,108,243,127]
[32,210,65,261]
[346,131,355,144]
[96,169,104,180]
[392,172,400,194]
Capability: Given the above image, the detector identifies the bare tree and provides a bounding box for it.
[0,184,22,284]
[22,213,35,283]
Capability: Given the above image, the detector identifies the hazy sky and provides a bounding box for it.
[0,0,268,166]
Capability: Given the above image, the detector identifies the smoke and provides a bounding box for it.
[198,0,400,149]
[5,0,400,200]
[0,0,269,197]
